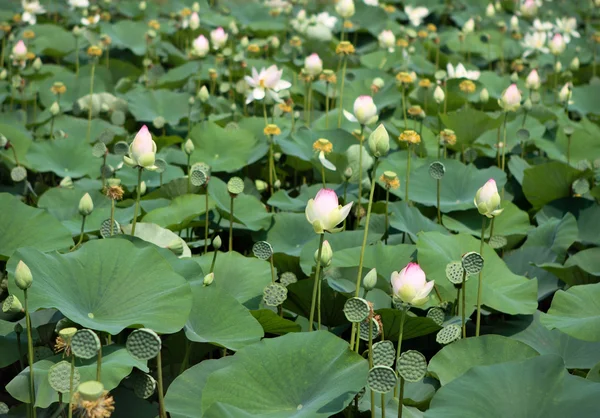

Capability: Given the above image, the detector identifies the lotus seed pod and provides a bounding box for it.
[343,297,371,323]
[279,272,297,286]
[10,166,26,182]
[263,283,288,306]
[131,371,156,399]
[138,181,147,195]
[167,239,184,256]
[343,166,353,180]
[397,350,427,382]
[78,193,94,216]
[49,101,60,115]
[253,241,273,260]
[203,272,214,286]
[363,268,377,291]
[315,240,333,267]
[367,365,397,393]
[372,340,395,367]
[14,260,33,290]
[198,86,210,102]
[436,323,462,345]
[2,295,23,313]
[368,124,390,158]
[126,328,161,360]
[71,329,101,359]
[77,381,105,401]
[49,360,80,394]
[59,327,78,341]
[227,177,244,195]
[152,116,165,130]
[183,138,195,156]
[255,179,268,192]
[213,236,222,250]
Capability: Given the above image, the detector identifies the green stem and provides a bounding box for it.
[488,217,495,243]
[475,216,487,337]
[395,308,406,416]
[16,330,24,370]
[75,216,87,247]
[308,234,325,331]
[179,342,192,375]
[67,355,74,418]
[325,82,330,128]
[501,112,508,199]
[24,290,36,418]
[109,200,115,237]
[436,179,441,224]
[75,37,79,77]
[187,154,191,194]
[268,138,275,200]
[86,62,95,143]
[131,168,143,236]
[321,164,326,188]
[369,318,375,418]
[461,270,467,338]
[204,188,209,254]
[210,249,218,273]
[156,349,166,418]
[355,125,365,229]
[49,115,55,139]
[397,377,405,418]
[384,189,389,244]
[229,196,234,252]
[307,81,313,126]
[402,86,408,129]
[269,256,276,284]
[96,345,102,381]
[405,145,411,203]
[337,56,348,128]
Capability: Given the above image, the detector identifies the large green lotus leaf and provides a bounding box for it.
[0,319,20,368]
[577,204,600,246]
[37,187,134,235]
[537,248,600,287]
[389,201,449,242]
[540,283,600,342]
[157,61,201,89]
[166,357,237,418]
[117,162,185,189]
[0,123,32,166]
[207,177,272,231]
[200,331,367,417]
[523,213,578,256]
[265,213,316,257]
[500,312,600,369]
[522,162,588,209]
[571,84,600,117]
[121,222,191,257]
[99,21,148,55]
[6,345,147,408]
[250,310,301,335]
[535,115,600,165]
[442,201,533,238]
[185,283,263,350]
[25,135,101,178]
[6,239,192,334]
[475,116,546,158]
[284,277,349,328]
[142,194,213,230]
[425,355,600,418]
[124,87,190,125]
[378,309,442,341]
[37,114,127,143]
[0,193,73,259]
[27,24,75,57]
[192,251,272,308]
[428,335,539,386]
[439,107,501,148]
[37,69,107,113]
[189,121,268,173]
[504,246,561,301]
[377,156,506,212]
[417,232,537,315]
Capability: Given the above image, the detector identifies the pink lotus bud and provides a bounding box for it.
[13,40,27,60]
[391,263,434,306]
[352,95,378,125]
[210,27,228,50]
[499,84,521,112]
[520,0,538,17]
[525,69,540,90]
[305,188,353,234]
[335,0,355,18]
[304,53,323,77]
[549,33,566,55]
[378,30,396,51]
[125,125,157,169]
[192,35,210,57]
[189,12,200,30]
[474,179,503,218]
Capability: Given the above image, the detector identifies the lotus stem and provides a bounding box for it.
[475,216,487,337]
[75,37,79,77]
[369,317,375,418]
[229,195,235,251]
[67,355,74,418]
[204,187,210,254]
[397,377,405,418]
[355,124,365,229]
[402,86,408,129]
[394,307,406,406]
[384,188,389,244]
[179,342,192,375]
[321,164,326,188]
[210,247,218,273]
[436,179,442,224]
[501,112,508,198]
[24,290,36,418]
[488,217,495,243]
[96,345,102,381]
[16,327,24,370]
[187,155,191,194]
[461,269,467,338]
[337,56,348,128]
[86,61,95,143]
[405,145,411,203]
[75,215,87,247]
[156,349,166,418]
[0,37,5,68]
[325,82,330,128]
[308,234,325,332]
[131,167,143,236]
[268,137,275,201]
[109,199,115,237]
[49,115,55,139]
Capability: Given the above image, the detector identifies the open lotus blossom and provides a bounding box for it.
[123,125,158,170]
[210,27,228,50]
[474,179,503,218]
[462,18,475,34]
[22,0,45,25]
[554,17,580,43]
[68,0,89,8]
[344,96,378,125]
[244,65,291,104]
[314,12,338,30]
[522,31,549,57]
[391,263,434,306]
[532,18,553,33]
[378,30,396,52]
[446,63,480,80]
[305,188,352,234]
[404,6,429,27]
[192,35,210,57]
[81,14,100,26]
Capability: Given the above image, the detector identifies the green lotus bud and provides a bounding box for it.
[368,124,390,158]
[213,235,222,250]
[372,77,385,90]
[274,179,281,190]
[152,116,165,130]
[0,68,7,80]
[570,57,580,71]
[139,1,147,11]
[138,181,147,196]
[474,179,503,218]
[14,322,23,334]
[344,166,353,180]
[433,85,445,104]
[523,97,532,111]
[315,240,333,267]
[363,268,377,291]
[78,193,94,216]
[50,101,60,116]
[14,260,33,290]
[255,179,268,192]
[555,61,562,73]
[32,57,42,71]
[2,295,23,313]
[167,239,184,256]
[198,86,209,103]
[479,88,489,103]
[59,176,73,188]
[188,96,195,106]
[203,272,214,286]
[192,2,200,12]
[72,26,83,37]
[510,71,519,83]
[184,138,195,155]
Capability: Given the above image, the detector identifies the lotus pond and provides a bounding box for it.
[1,0,600,417]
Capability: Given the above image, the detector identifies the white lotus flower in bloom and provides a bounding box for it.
[532,19,553,35]
[244,65,291,104]
[319,152,336,171]
[404,6,429,27]
[554,17,580,43]
[314,12,337,30]
[68,0,89,8]
[522,31,549,57]
[192,35,210,57]
[446,63,480,80]
[81,14,100,26]
[305,188,352,234]
[378,30,396,52]
[344,96,378,125]
[22,0,45,25]
[363,0,378,6]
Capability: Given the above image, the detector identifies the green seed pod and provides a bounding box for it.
[77,381,105,402]
[14,260,33,290]
[2,295,23,313]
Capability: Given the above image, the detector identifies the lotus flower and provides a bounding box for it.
[549,33,566,55]
[498,84,521,112]
[244,65,291,104]
[474,179,503,218]
[124,125,158,170]
[525,69,541,90]
[404,6,429,27]
[522,31,549,57]
[378,30,396,52]
[12,40,27,60]
[336,0,355,19]
[210,27,228,50]
[391,263,434,306]
[344,96,378,125]
[192,35,210,57]
[446,63,480,80]
[305,188,352,234]
[304,53,323,77]
[22,0,45,25]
